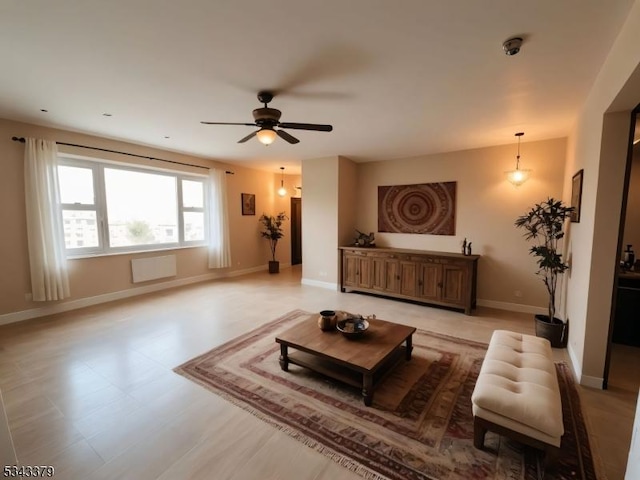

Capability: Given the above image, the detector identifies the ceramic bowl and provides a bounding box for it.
[336,317,370,339]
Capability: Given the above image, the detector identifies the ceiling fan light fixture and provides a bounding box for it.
[505,132,531,187]
[257,128,277,146]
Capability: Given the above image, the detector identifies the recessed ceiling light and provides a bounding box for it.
[164,136,170,139]
[40,109,48,113]
[102,113,112,117]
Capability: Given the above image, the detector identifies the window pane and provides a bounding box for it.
[62,210,99,249]
[58,166,94,204]
[183,212,205,241]
[182,180,203,208]
[105,168,178,247]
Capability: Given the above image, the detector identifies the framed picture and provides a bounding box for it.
[241,193,255,216]
[571,169,583,223]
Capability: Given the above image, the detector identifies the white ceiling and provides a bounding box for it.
[0,0,635,174]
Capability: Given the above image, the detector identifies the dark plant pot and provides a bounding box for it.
[534,314,568,348]
[268,261,280,274]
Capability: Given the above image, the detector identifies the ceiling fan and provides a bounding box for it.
[200,91,333,145]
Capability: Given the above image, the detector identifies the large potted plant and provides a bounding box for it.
[259,211,288,274]
[514,198,574,347]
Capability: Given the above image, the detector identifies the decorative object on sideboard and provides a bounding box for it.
[461,238,473,255]
[570,169,584,222]
[505,132,531,187]
[515,198,574,347]
[623,244,635,270]
[259,211,288,273]
[378,182,456,235]
[277,166,287,197]
[241,193,255,215]
[354,230,375,247]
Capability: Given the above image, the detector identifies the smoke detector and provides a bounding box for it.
[503,37,523,56]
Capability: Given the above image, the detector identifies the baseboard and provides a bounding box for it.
[0,265,267,326]
[566,342,603,389]
[301,278,339,290]
[476,299,546,315]
[580,374,604,389]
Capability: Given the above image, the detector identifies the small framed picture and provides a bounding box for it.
[571,169,583,223]
[241,193,255,216]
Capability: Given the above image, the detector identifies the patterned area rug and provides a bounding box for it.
[175,310,598,480]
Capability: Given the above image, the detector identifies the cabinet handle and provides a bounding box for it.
[418,280,423,287]
[356,271,359,276]
[438,282,443,288]
[396,275,400,280]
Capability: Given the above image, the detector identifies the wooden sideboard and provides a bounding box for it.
[339,247,479,315]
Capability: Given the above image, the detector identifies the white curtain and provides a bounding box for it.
[24,138,70,301]
[207,168,232,268]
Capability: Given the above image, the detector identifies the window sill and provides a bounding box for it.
[67,243,207,260]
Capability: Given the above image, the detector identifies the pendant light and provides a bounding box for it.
[277,167,287,197]
[506,132,531,187]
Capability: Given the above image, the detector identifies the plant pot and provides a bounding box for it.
[268,261,280,274]
[534,314,568,348]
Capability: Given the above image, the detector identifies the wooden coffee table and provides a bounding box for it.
[275,315,416,406]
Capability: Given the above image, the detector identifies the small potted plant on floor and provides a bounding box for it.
[515,198,574,347]
[259,211,288,274]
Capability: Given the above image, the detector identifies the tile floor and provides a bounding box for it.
[0,265,637,479]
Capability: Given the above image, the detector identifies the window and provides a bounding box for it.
[58,158,207,256]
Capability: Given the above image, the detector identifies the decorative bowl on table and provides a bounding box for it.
[336,316,370,339]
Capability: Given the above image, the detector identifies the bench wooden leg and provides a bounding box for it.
[473,416,487,449]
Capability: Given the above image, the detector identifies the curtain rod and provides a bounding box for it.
[11,136,234,174]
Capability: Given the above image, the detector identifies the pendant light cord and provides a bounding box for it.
[515,132,524,169]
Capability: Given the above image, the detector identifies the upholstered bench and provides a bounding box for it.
[471,330,564,467]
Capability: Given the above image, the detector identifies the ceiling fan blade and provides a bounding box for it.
[276,129,300,144]
[278,122,333,132]
[201,121,256,126]
[238,131,258,143]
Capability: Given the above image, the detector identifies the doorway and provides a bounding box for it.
[291,197,302,265]
[604,106,640,391]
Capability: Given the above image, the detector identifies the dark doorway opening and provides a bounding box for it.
[604,104,640,390]
[291,197,302,265]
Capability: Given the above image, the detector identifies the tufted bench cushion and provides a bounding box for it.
[471,330,564,463]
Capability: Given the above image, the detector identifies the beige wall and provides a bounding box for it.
[355,138,567,310]
[0,118,277,318]
[564,0,640,386]
[301,156,340,286]
[338,156,358,248]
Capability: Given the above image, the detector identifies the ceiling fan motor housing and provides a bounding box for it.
[253,107,281,127]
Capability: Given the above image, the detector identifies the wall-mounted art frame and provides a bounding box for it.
[378,181,456,235]
[571,169,583,223]
[241,193,256,216]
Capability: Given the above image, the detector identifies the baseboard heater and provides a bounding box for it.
[131,255,177,283]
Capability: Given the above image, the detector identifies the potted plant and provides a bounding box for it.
[514,198,574,347]
[259,211,288,274]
